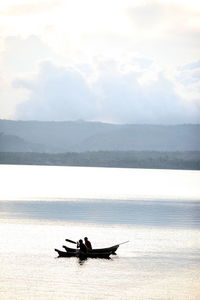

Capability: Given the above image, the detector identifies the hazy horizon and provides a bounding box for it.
[1,118,200,126]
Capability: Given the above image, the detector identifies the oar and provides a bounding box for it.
[117,240,129,246]
[65,239,77,244]
[65,239,129,246]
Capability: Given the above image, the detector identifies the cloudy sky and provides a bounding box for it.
[0,0,200,124]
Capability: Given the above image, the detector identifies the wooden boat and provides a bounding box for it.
[55,240,129,259]
[62,244,119,255]
[55,248,112,259]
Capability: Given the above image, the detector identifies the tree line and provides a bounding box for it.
[0,151,200,170]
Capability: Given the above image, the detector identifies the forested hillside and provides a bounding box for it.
[0,151,200,170]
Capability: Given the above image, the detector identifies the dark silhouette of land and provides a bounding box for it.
[0,120,200,170]
[0,150,199,170]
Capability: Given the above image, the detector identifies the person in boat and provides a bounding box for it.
[77,239,87,254]
[84,237,92,249]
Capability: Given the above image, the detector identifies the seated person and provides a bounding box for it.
[84,237,92,249]
[77,239,87,253]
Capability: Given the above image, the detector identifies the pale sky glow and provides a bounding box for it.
[0,0,199,123]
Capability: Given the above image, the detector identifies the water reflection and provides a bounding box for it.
[0,199,200,229]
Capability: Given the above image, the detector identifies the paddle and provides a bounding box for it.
[118,240,129,246]
[65,239,129,246]
[65,239,77,244]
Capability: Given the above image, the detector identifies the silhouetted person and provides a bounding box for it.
[77,239,87,254]
[84,237,92,249]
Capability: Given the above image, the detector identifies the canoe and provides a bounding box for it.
[55,248,112,259]
[62,244,119,254]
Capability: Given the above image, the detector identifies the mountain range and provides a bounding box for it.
[0,120,200,153]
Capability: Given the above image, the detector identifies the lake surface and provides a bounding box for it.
[0,165,200,299]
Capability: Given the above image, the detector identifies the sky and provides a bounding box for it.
[0,0,200,124]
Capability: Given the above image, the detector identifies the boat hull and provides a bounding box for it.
[55,248,112,259]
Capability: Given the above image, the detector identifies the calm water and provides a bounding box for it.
[0,165,200,300]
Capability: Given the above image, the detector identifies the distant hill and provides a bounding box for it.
[0,120,200,153]
[0,133,44,152]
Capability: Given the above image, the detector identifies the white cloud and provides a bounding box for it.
[0,0,63,16]
[125,1,200,66]
[175,61,200,104]
[0,0,199,67]
[11,58,200,124]
[91,58,199,123]
[0,73,29,119]
[1,35,53,74]
[14,61,96,121]
[0,0,199,123]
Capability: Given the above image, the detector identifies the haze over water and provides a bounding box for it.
[0,165,200,300]
[1,164,200,201]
